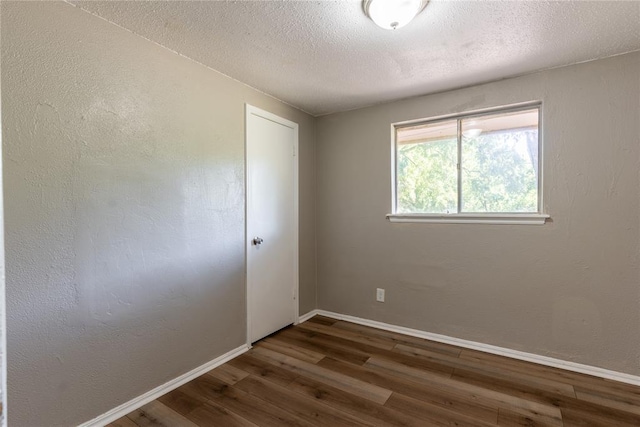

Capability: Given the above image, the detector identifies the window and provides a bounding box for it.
[389,104,548,224]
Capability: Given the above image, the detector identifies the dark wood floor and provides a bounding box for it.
[109,315,640,426]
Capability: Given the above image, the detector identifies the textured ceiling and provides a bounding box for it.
[71,0,640,116]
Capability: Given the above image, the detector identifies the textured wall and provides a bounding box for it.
[317,52,640,375]
[0,9,6,421]
[1,2,315,426]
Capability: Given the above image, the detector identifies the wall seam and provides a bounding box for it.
[313,117,319,312]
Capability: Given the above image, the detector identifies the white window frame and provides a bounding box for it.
[388,101,549,225]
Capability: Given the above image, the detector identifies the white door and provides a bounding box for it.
[246,105,298,344]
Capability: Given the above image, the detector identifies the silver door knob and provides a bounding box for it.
[252,237,264,246]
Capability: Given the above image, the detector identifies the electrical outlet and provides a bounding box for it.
[376,288,385,302]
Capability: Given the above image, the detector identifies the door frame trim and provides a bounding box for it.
[245,104,299,347]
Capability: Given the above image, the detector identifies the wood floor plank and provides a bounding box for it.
[107,417,139,427]
[185,401,258,427]
[461,348,640,420]
[277,328,372,365]
[574,386,640,415]
[320,356,503,423]
[451,367,640,426]
[394,343,576,397]
[560,405,640,427]
[452,365,629,415]
[235,374,372,427]
[332,320,463,357]
[450,368,568,423]
[599,377,640,394]
[570,377,640,403]
[207,362,250,385]
[157,388,206,416]
[558,396,640,426]
[250,345,393,404]
[306,315,338,326]
[459,349,575,379]
[497,407,559,427]
[288,375,428,427]
[284,325,456,377]
[297,320,396,350]
[179,374,315,427]
[227,353,300,387]
[460,348,633,393]
[365,356,562,426]
[385,392,497,427]
[126,401,199,427]
[259,337,326,364]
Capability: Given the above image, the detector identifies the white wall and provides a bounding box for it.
[1,2,315,425]
[316,51,640,376]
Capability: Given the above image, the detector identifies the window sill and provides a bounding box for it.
[386,213,550,225]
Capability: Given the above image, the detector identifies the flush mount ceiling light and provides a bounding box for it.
[363,0,428,30]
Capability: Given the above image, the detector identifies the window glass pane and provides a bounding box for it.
[396,120,458,214]
[460,109,539,213]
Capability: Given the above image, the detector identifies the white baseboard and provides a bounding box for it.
[81,308,639,427]
[302,309,640,387]
[297,309,321,324]
[79,344,250,427]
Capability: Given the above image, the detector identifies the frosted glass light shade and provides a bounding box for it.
[364,0,426,30]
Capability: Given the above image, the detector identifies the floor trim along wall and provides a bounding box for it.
[300,309,640,387]
[79,344,250,427]
[297,309,320,324]
[80,309,640,426]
